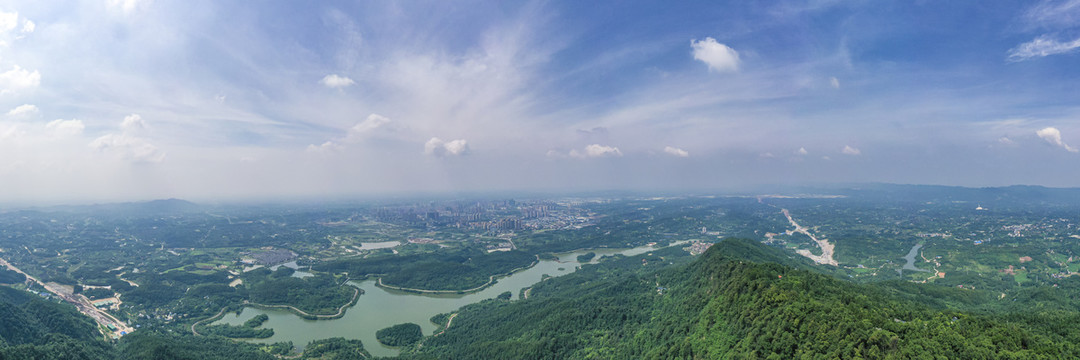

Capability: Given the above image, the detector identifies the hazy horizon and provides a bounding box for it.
[2,1,1079,204]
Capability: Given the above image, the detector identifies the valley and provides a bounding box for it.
[5,185,1080,358]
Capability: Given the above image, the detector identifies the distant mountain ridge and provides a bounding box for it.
[37,198,202,217]
[769,183,1080,206]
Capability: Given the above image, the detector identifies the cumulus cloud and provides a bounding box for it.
[90,134,165,162]
[346,114,392,140]
[570,144,622,158]
[45,119,84,136]
[1007,35,1080,61]
[0,11,17,33]
[425,137,469,156]
[89,115,165,162]
[307,140,344,154]
[308,114,402,153]
[0,65,40,95]
[663,146,689,157]
[795,147,808,156]
[841,145,861,155]
[0,11,33,43]
[691,37,740,72]
[320,74,356,88]
[121,114,146,132]
[444,139,469,155]
[1037,127,1078,152]
[6,104,38,117]
[998,136,1017,146]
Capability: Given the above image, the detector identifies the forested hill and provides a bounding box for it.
[0,286,112,359]
[408,238,1080,359]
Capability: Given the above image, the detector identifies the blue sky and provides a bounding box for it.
[0,0,1079,203]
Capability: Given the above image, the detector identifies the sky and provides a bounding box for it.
[1,0,1080,203]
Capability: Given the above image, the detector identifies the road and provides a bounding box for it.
[245,285,360,319]
[0,256,135,338]
[434,313,458,337]
[192,307,229,336]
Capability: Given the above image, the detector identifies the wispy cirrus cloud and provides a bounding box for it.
[1021,0,1080,30]
[1007,35,1080,61]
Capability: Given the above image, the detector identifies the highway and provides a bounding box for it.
[0,256,134,338]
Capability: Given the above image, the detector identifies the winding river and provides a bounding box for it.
[214,245,667,357]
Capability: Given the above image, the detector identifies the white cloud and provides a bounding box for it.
[998,136,1017,146]
[1007,35,1080,61]
[0,11,17,33]
[6,104,38,117]
[121,114,146,132]
[0,125,23,140]
[663,146,689,157]
[84,115,163,162]
[795,147,808,155]
[829,77,840,89]
[424,138,442,155]
[1036,127,1078,152]
[346,114,392,141]
[690,37,740,73]
[425,137,469,156]
[307,140,344,154]
[570,144,622,158]
[90,133,165,162]
[320,74,356,88]
[21,20,33,33]
[45,119,84,136]
[841,145,861,155]
[0,65,40,95]
[444,139,469,155]
[1023,0,1080,30]
[107,0,149,15]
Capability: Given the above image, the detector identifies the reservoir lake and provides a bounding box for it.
[214,244,669,357]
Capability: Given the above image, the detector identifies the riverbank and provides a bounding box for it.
[376,259,539,295]
[246,284,362,320]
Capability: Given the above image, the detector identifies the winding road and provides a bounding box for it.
[376,259,538,294]
[247,285,360,319]
[433,313,458,337]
